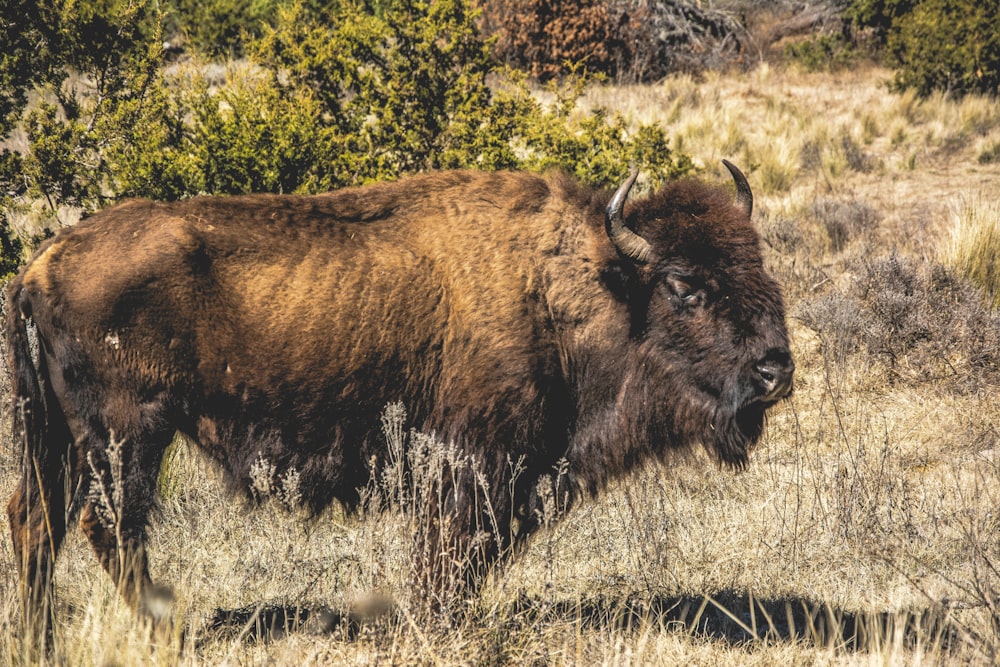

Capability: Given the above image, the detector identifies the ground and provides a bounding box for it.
[2,63,999,665]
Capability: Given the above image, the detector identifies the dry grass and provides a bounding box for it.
[3,63,1000,665]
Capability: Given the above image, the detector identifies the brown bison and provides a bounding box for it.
[6,163,792,629]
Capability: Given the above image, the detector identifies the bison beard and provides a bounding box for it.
[5,163,792,631]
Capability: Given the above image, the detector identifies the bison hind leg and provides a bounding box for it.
[8,405,77,647]
[8,470,69,647]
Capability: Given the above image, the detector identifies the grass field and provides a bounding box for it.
[2,62,1000,665]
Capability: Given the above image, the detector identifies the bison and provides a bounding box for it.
[5,162,792,631]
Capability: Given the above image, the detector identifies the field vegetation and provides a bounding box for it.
[2,1,1000,665]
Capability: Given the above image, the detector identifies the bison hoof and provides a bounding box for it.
[139,584,176,627]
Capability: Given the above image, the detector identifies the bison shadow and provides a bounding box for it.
[203,602,353,643]
[202,590,956,652]
[516,591,957,651]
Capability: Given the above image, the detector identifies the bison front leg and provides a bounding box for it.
[78,429,175,625]
[78,503,174,620]
[410,468,512,614]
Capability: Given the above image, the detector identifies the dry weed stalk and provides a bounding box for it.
[370,402,517,619]
[248,453,302,510]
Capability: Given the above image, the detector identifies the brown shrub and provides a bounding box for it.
[797,253,1000,393]
[811,196,879,252]
[477,0,621,80]
[478,0,746,82]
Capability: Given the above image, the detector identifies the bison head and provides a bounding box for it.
[605,162,793,467]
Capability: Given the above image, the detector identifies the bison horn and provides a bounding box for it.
[605,169,652,263]
[722,159,753,218]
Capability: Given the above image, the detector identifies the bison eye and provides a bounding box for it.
[681,291,702,307]
[665,276,705,309]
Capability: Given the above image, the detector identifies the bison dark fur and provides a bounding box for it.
[5,165,792,626]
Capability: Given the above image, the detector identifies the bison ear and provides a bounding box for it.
[599,260,642,304]
[605,169,653,263]
[722,159,753,219]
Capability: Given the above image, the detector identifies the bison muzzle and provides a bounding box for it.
[5,162,792,629]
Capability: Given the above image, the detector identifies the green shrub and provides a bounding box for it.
[848,0,1000,97]
[0,214,24,283]
[0,0,162,259]
[1,0,161,130]
[1,0,692,264]
[784,33,859,72]
[161,0,280,57]
[107,62,338,198]
[845,0,912,42]
[1,1,55,131]
[461,71,693,186]
[250,0,502,185]
[978,140,1000,165]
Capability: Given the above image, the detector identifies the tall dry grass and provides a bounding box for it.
[942,196,1000,310]
[2,62,1000,665]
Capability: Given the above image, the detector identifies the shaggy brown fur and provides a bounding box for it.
[5,166,792,626]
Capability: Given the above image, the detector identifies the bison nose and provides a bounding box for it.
[752,352,794,403]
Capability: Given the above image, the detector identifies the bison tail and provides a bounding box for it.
[5,278,49,458]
